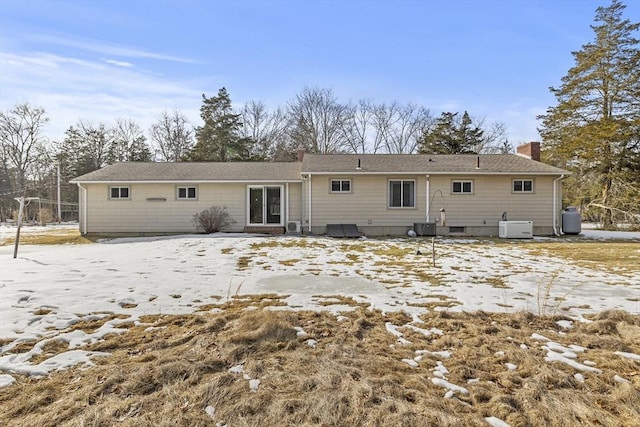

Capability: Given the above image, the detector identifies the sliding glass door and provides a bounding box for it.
[248,186,282,225]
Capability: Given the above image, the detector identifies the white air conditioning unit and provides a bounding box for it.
[287,221,302,234]
[499,221,533,239]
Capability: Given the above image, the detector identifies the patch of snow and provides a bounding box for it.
[531,333,550,342]
[228,365,244,374]
[485,416,511,427]
[543,341,580,359]
[583,360,597,366]
[556,320,573,329]
[444,390,454,399]
[293,327,308,338]
[520,344,528,350]
[431,377,469,395]
[415,349,451,359]
[544,350,601,373]
[205,405,216,418]
[614,351,640,361]
[505,363,517,371]
[494,351,505,357]
[306,339,317,348]
[249,378,260,392]
[574,373,585,383]
[0,350,110,377]
[467,378,480,384]
[614,375,631,384]
[0,374,16,388]
[432,361,449,378]
[385,322,412,345]
[405,324,443,337]
[402,358,418,368]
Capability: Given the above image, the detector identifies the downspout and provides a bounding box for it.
[308,173,312,234]
[552,174,565,236]
[76,183,88,235]
[425,175,430,222]
[285,182,289,227]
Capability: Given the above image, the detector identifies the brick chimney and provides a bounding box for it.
[516,142,541,161]
[296,145,306,162]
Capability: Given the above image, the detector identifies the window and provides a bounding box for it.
[389,180,415,208]
[452,180,473,194]
[110,186,130,199]
[177,186,197,200]
[513,179,533,193]
[331,179,351,193]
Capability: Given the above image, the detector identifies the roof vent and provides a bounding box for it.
[476,156,480,169]
[356,158,361,170]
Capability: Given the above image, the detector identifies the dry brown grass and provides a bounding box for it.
[523,241,640,276]
[1,305,638,427]
[1,229,93,246]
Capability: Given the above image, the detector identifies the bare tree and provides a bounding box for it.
[287,87,349,154]
[0,102,50,192]
[241,101,288,160]
[372,102,432,154]
[341,99,380,154]
[472,118,509,154]
[109,118,151,162]
[149,109,194,162]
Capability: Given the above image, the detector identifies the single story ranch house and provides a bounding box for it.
[70,142,571,237]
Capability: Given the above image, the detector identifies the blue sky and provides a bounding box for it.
[1,0,637,145]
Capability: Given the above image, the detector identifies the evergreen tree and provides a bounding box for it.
[538,0,640,229]
[189,88,254,161]
[418,111,484,154]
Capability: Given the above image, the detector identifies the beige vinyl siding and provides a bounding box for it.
[309,175,427,227]
[429,175,556,227]
[306,174,559,230]
[287,182,302,223]
[84,183,247,233]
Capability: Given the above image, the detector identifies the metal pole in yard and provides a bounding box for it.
[57,162,62,223]
[432,237,436,268]
[13,196,25,259]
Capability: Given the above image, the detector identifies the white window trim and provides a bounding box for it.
[330,179,352,194]
[452,180,474,195]
[109,186,130,200]
[177,186,198,200]
[512,179,534,193]
[388,179,416,209]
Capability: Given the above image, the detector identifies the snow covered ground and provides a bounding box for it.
[0,225,638,394]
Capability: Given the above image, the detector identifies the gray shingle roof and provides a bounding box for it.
[71,162,303,182]
[71,154,569,183]
[302,154,569,175]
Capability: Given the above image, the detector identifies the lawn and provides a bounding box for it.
[0,226,638,426]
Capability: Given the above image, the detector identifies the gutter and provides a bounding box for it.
[552,174,566,236]
[76,183,88,235]
[307,173,312,234]
[425,175,430,222]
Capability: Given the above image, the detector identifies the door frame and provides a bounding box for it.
[246,185,284,226]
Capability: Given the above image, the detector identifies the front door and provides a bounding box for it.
[248,186,282,225]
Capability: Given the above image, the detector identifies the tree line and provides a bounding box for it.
[0,87,509,221]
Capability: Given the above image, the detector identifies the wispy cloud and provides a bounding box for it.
[103,59,135,68]
[0,51,206,141]
[28,33,197,64]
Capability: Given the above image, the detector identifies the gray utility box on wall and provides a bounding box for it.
[414,222,437,236]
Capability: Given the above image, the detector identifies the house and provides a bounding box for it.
[70,142,570,237]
